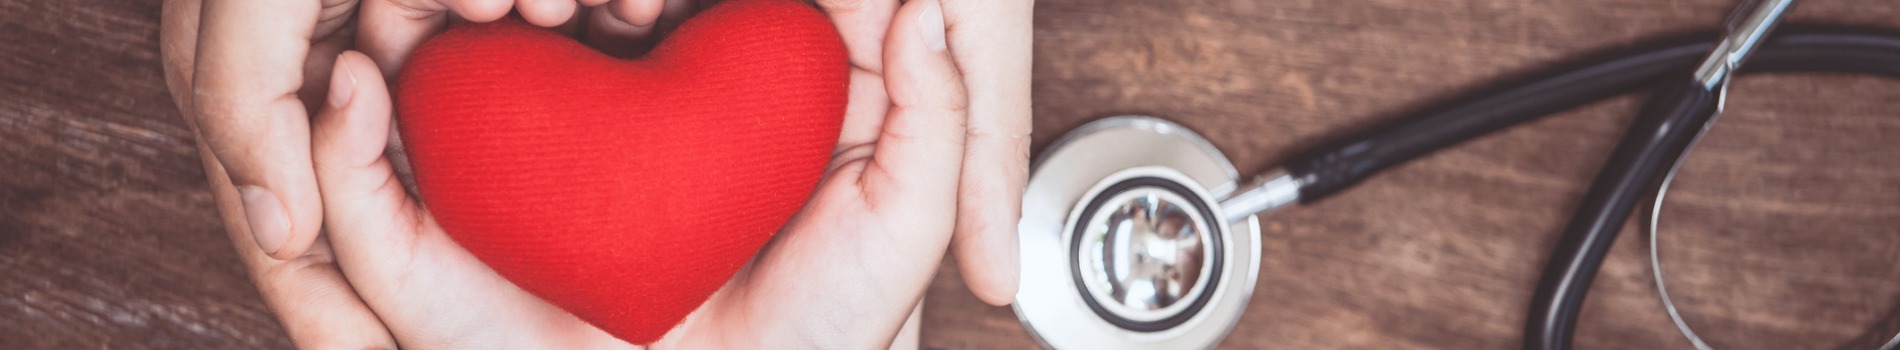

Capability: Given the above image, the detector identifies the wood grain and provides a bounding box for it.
[0,0,292,348]
[1,0,1896,349]
[927,0,1900,349]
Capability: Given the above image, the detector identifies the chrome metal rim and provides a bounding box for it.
[1014,116,1262,349]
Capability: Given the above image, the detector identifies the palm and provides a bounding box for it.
[323,20,965,350]
[658,149,956,347]
[321,198,632,348]
[321,65,952,350]
[169,0,1021,346]
[318,150,941,348]
[316,2,962,347]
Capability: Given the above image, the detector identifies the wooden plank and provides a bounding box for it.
[0,0,293,348]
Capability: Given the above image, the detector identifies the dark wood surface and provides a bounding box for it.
[3,0,1898,348]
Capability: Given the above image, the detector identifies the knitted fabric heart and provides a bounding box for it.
[394,0,846,344]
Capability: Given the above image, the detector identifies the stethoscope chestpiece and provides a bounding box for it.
[1015,116,1262,349]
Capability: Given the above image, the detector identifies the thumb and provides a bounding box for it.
[192,0,326,260]
[310,51,426,242]
[864,0,967,213]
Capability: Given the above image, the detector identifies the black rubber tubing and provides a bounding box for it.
[1283,28,1900,201]
[1268,28,1900,350]
[1527,33,1900,350]
[1525,79,1719,350]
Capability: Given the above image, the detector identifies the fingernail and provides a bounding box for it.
[238,186,290,255]
[328,58,357,109]
[918,2,947,52]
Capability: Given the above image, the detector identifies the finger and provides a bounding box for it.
[357,0,514,77]
[310,51,426,251]
[940,0,1033,306]
[307,51,441,343]
[160,0,202,120]
[169,1,399,347]
[246,237,401,349]
[864,0,966,206]
[584,0,695,56]
[652,0,695,30]
[834,67,891,153]
[815,0,896,73]
[551,4,590,37]
[606,0,665,27]
[192,0,334,259]
[515,0,578,27]
[815,0,898,149]
[213,155,397,349]
[582,1,655,55]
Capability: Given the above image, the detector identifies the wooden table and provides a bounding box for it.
[4,0,1898,348]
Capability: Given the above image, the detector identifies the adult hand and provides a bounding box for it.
[162,0,717,260]
[163,0,1028,346]
[305,0,972,347]
[160,0,694,347]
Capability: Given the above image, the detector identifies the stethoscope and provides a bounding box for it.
[1011,0,1900,348]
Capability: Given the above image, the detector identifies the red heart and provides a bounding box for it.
[394,0,846,344]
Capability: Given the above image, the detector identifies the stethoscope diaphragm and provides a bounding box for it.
[1015,116,1261,349]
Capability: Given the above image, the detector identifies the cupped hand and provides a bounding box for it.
[308,0,976,347]
[163,0,681,264]
[162,0,1030,346]
[161,0,725,347]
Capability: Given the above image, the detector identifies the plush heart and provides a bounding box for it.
[394,0,847,344]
